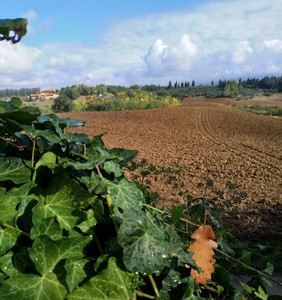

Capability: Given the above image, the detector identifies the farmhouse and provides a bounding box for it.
[29,89,59,101]
[29,93,41,100]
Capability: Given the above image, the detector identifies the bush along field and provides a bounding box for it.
[0,98,281,299]
[234,103,282,116]
[52,89,181,113]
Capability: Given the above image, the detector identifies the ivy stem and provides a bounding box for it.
[105,194,119,233]
[143,203,200,227]
[71,152,88,161]
[96,164,119,233]
[179,217,200,228]
[135,290,155,299]
[96,164,103,177]
[215,248,282,286]
[31,136,36,168]
[149,274,159,298]
[2,223,30,238]
[0,136,27,149]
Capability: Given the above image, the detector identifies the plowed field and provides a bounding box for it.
[62,97,282,240]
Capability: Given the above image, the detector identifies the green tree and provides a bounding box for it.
[96,84,107,95]
[78,84,91,95]
[167,80,172,89]
[70,87,80,99]
[223,83,231,97]
[52,93,74,112]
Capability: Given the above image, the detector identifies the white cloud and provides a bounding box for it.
[263,39,282,52]
[23,10,38,20]
[232,41,253,64]
[0,43,41,73]
[144,39,167,72]
[144,34,197,76]
[48,56,66,67]
[22,10,38,40]
[266,63,279,73]
[1,0,281,89]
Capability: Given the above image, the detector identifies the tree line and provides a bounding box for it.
[141,76,282,99]
[0,87,40,98]
[165,76,282,91]
[1,76,280,100]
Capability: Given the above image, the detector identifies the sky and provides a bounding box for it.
[0,0,281,89]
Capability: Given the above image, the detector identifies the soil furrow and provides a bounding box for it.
[198,107,282,180]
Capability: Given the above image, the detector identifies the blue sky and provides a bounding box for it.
[0,0,281,89]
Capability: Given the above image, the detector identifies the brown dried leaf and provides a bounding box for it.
[187,225,218,284]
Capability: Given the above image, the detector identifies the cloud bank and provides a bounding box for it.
[144,34,197,76]
[1,0,281,88]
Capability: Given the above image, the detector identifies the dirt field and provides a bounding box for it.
[62,97,282,240]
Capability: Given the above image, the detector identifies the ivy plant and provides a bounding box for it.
[0,98,200,299]
[0,18,28,44]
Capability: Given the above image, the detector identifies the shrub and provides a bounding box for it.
[52,93,74,112]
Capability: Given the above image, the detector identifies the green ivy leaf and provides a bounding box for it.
[103,160,124,177]
[264,262,273,276]
[32,197,78,233]
[0,189,19,225]
[109,148,138,167]
[254,286,268,300]
[0,273,67,300]
[118,208,170,275]
[32,176,96,231]
[170,205,187,225]
[183,276,203,300]
[37,114,86,129]
[21,125,61,144]
[66,159,98,171]
[79,171,102,193]
[0,100,14,113]
[68,257,138,300]
[0,103,40,124]
[9,97,22,108]
[1,117,24,134]
[240,282,256,293]
[107,179,144,217]
[0,227,20,256]
[161,269,184,291]
[30,217,63,241]
[86,146,111,165]
[0,251,22,277]
[60,132,89,145]
[0,157,31,184]
[0,18,28,44]
[32,152,58,182]
[77,209,97,233]
[34,151,57,170]
[30,235,91,275]
[166,226,198,269]
[213,264,233,296]
[64,259,88,292]
[240,250,252,266]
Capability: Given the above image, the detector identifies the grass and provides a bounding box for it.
[234,103,282,116]
[22,99,54,113]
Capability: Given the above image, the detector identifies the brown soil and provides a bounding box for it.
[62,97,282,240]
